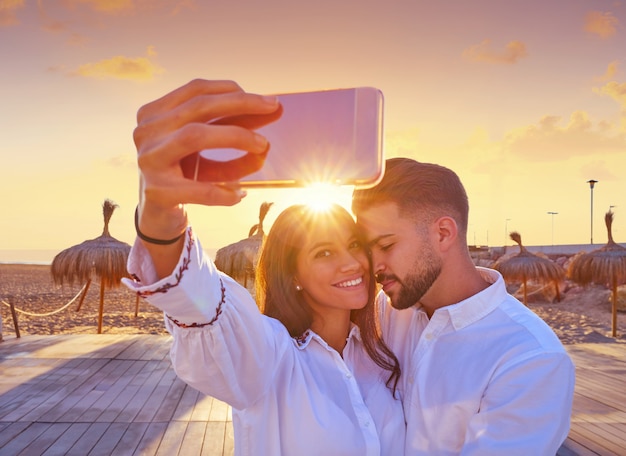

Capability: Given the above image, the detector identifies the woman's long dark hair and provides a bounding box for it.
[256,204,400,393]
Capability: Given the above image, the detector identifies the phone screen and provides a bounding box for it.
[185,87,384,188]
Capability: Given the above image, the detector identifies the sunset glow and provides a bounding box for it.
[1,1,625,262]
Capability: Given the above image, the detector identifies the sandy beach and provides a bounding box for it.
[1,263,625,344]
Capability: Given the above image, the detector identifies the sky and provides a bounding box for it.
[1,0,625,262]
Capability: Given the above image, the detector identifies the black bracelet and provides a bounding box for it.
[134,207,185,245]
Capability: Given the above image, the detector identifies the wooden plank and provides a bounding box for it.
[88,421,130,456]
[114,360,170,423]
[30,359,111,423]
[209,397,230,422]
[179,421,206,455]
[134,361,177,422]
[0,422,50,454]
[558,438,599,456]
[190,394,215,422]
[201,421,227,455]
[116,336,156,360]
[96,361,148,422]
[133,421,168,455]
[172,384,200,422]
[152,376,188,422]
[141,337,172,361]
[16,422,72,455]
[57,359,134,422]
[0,357,76,419]
[155,421,188,456]
[224,420,235,456]
[566,427,624,456]
[67,422,111,454]
[18,358,110,422]
[40,422,92,456]
[109,422,150,456]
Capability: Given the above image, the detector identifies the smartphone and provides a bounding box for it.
[182,87,384,188]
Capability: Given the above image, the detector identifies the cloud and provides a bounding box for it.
[593,80,626,108]
[72,0,134,14]
[504,111,626,160]
[584,11,619,39]
[595,60,620,82]
[463,39,528,64]
[105,153,136,169]
[33,1,195,43]
[0,0,25,26]
[71,47,164,81]
[578,159,620,182]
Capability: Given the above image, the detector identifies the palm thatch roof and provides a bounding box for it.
[51,199,131,333]
[567,210,626,336]
[215,202,273,288]
[493,231,565,305]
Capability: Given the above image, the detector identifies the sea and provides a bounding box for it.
[0,248,218,265]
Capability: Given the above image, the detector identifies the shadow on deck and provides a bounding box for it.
[1,334,625,455]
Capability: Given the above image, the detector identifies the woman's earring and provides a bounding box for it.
[295,284,303,291]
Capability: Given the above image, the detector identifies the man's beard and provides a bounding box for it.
[381,250,442,310]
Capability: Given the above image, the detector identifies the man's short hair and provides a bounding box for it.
[352,157,469,235]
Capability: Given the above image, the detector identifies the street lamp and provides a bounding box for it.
[587,180,598,245]
[547,212,558,247]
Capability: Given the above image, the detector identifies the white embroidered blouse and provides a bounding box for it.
[123,228,406,456]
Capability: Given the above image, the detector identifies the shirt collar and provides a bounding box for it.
[294,323,362,350]
[434,267,507,331]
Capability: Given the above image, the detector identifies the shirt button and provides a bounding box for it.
[425,333,434,340]
[346,372,352,378]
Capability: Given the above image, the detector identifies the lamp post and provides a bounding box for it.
[587,180,598,245]
[547,212,558,247]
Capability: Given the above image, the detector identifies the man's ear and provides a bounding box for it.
[434,216,458,252]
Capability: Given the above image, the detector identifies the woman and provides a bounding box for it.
[124,79,405,455]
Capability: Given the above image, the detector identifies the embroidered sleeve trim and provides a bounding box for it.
[135,227,194,298]
[165,277,226,328]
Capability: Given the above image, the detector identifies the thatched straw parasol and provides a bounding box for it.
[567,210,626,337]
[494,231,565,305]
[215,202,273,288]
[51,199,131,334]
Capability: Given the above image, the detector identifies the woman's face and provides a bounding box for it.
[294,216,370,315]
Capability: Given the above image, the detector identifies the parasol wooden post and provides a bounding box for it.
[611,279,618,338]
[98,280,105,334]
[9,300,21,338]
[554,280,561,302]
[522,278,528,306]
[76,278,92,312]
[135,294,139,317]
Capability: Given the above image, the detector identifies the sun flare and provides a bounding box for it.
[274,183,354,215]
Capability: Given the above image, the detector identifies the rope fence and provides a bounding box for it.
[1,283,88,339]
[1,282,88,317]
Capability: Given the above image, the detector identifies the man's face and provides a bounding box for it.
[356,201,442,309]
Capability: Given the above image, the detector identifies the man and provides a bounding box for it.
[352,157,575,455]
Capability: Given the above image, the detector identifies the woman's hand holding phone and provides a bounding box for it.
[132,79,279,277]
[134,79,279,213]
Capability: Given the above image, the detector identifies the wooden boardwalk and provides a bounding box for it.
[0,335,233,455]
[0,335,624,455]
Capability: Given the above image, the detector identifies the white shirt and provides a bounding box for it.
[377,267,575,456]
[123,229,406,456]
